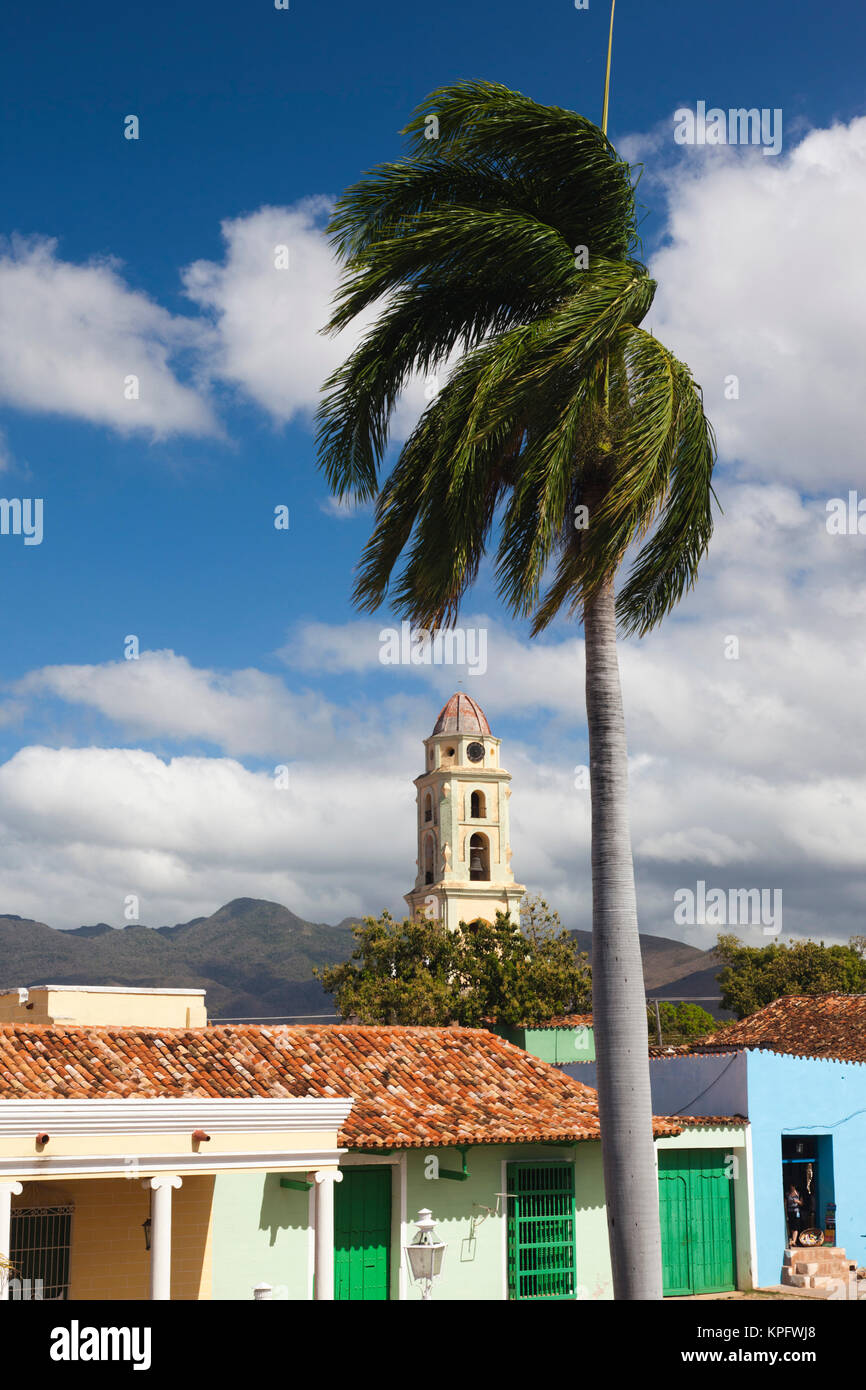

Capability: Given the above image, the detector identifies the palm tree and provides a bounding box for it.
[316,80,716,1299]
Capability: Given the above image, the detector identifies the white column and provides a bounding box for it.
[143,1175,182,1301]
[314,1170,342,1300]
[0,1182,23,1301]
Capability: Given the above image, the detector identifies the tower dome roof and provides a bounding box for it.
[432,693,491,736]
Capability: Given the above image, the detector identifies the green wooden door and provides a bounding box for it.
[334,1167,391,1301]
[659,1163,692,1295]
[659,1150,736,1296]
[506,1162,577,1300]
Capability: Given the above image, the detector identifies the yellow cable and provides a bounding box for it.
[601,0,616,136]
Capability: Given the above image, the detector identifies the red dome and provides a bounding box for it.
[432,693,491,736]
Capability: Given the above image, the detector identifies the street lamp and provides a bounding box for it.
[404,1209,446,1301]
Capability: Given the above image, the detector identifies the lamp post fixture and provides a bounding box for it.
[404,1209,446,1301]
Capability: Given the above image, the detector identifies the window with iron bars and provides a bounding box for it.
[506,1163,577,1300]
[9,1205,73,1300]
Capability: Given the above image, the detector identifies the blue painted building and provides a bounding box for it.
[561,994,866,1289]
[745,1049,863,1286]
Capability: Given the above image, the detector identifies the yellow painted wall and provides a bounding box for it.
[13,1176,216,1300]
[0,987,207,1028]
[0,1129,339,1167]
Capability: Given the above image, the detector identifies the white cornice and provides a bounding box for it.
[0,1098,353,1137]
[0,1148,347,1179]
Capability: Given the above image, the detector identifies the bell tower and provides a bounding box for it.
[405,693,525,931]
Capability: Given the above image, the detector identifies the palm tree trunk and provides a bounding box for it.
[584,574,663,1300]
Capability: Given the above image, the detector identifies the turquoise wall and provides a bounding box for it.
[747,1050,866,1287]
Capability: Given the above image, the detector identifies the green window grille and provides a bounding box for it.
[506,1162,577,1300]
[9,1206,73,1300]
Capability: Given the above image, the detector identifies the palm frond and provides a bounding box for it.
[401,80,638,259]
[615,353,718,635]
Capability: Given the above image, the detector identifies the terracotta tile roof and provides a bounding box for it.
[0,1022,682,1148]
[669,1114,748,1128]
[690,994,866,1063]
[490,1014,593,1031]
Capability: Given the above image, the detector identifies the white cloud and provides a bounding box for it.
[319,494,373,520]
[183,201,344,425]
[0,746,416,929]
[0,206,453,448]
[645,117,866,488]
[17,650,339,760]
[0,236,217,437]
[182,200,449,443]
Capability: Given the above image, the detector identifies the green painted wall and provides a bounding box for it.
[209,1130,749,1299]
[573,1141,613,1298]
[210,1143,612,1300]
[211,1172,310,1301]
[405,1146,504,1300]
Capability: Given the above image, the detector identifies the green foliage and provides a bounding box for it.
[648,1001,716,1045]
[716,933,866,1020]
[317,79,717,637]
[314,895,591,1026]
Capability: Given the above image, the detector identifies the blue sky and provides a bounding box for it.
[2,0,866,942]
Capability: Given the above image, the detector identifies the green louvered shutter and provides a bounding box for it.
[506,1162,577,1300]
[334,1167,392,1301]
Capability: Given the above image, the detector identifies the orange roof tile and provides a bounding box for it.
[690,994,866,1063]
[669,1114,748,1128]
[0,1022,681,1148]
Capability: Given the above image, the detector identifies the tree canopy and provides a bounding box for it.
[314,896,591,1027]
[716,933,866,1019]
[316,80,716,639]
[647,1001,717,1045]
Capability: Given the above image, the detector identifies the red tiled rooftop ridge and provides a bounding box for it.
[686,994,866,1063]
[0,1021,681,1148]
[432,693,491,737]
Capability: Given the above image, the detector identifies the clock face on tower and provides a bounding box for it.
[466,741,485,763]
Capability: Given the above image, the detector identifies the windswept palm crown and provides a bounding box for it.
[317,80,717,635]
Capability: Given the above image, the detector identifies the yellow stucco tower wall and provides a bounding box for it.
[405,693,525,931]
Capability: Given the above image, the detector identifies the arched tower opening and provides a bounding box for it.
[468,832,490,882]
[424,834,436,885]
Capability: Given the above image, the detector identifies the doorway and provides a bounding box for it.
[781,1135,833,1243]
[334,1166,392,1300]
[658,1149,736,1296]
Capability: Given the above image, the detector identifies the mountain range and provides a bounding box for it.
[0,899,725,1020]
